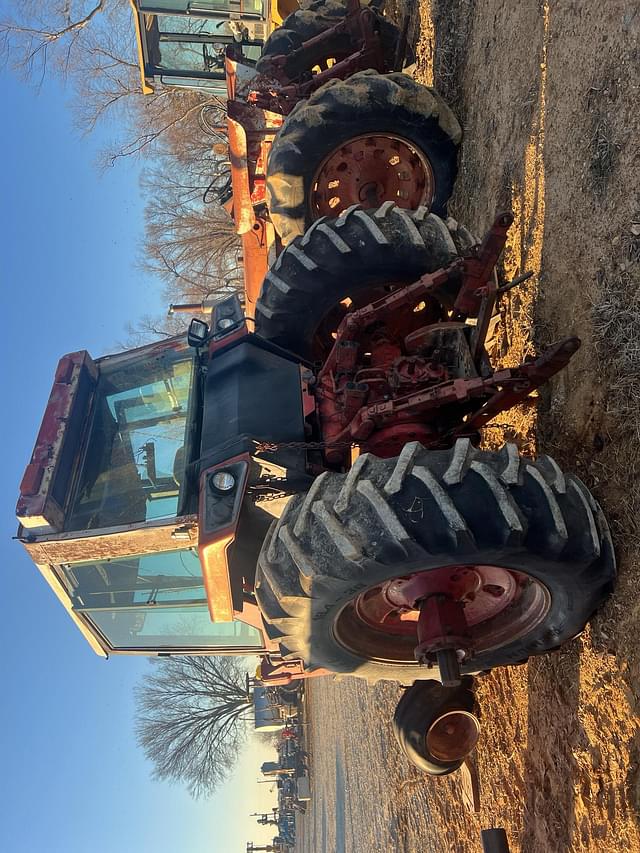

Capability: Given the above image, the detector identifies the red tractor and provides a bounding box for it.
[17,1,615,775]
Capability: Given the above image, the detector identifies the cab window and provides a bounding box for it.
[60,549,264,651]
[139,2,263,14]
[67,344,195,531]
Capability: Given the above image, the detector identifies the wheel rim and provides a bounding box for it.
[310,133,435,220]
[333,563,551,664]
[426,710,481,762]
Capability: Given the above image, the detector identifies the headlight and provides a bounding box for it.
[200,460,248,535]
[212,294,244,341]
[211,470,236,492]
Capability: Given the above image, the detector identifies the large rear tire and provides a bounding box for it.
[254,202,463,359]
[255,441,615,683]
[259,0,350,69]
[266,70,461,244]
[258,1,406,77]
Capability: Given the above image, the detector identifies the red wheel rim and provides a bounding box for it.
[333,564,551,664]
[426,711,481,762]
[310,133,435,220]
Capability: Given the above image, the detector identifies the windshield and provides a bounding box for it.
[139,2,263,14]
[62,549,264,651]
[143,12,262,85]
[67,343,195,531]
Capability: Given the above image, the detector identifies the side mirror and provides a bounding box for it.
[187,318,210,348]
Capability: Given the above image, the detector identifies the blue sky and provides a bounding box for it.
[1,54,275,853]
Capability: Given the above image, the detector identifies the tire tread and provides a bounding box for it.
[256,441,616,682]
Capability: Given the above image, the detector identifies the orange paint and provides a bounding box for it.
[198,535,235,623]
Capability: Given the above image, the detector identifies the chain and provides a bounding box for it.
[252,490,292,504]
[480,424,515,430]
[253,439,357,453]
[253,427,514,456]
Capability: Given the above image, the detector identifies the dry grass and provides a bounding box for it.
[588,218,640,543]
[585,78,621,198]
[591,275,640,439]
[621,220,640,264]
[430,0,475,112]
[589,116,618,196]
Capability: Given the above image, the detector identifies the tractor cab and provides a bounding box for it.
[16,299,309,659]
[130,0,297,94]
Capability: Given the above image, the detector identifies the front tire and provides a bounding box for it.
[255,441,615,684]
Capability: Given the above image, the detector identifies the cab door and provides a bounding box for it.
[142,11,263,92]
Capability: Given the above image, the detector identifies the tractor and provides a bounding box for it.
[16,0,615,776]
[130,0,459,316]
[130,0,301,79]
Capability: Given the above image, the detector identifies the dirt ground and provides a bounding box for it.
[296,1,640,851]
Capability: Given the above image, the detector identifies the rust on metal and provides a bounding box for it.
[459,337,581,435]
[250,0,387,113]
[415,595,471,663]
[17,350,97,531]
[454,212,514,316]
[333,563,550,664]
[21,518,198,566]
[310,133,435,219]
[426,710,480,762]
[311,218,581,461]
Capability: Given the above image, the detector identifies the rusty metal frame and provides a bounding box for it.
[246,0,387,114]
[313,213,581,456]
[340,338,580,444]
[17,350,98,532]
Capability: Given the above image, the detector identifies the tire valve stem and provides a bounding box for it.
[415,594,471,688]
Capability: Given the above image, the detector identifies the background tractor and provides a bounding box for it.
[16,1,616,775]
[130,0,461,315]
[130,0,302,97]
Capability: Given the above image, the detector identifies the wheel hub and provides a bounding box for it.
[310,133,435,220]
[426,710,481,762]
[355,565,520,637]
[333,563,551,673]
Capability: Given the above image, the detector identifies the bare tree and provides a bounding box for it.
[142,171,239,290]
[0,1,127,85]
[2,1,241,345]
[0,1,226,163]
[135,656,255,798]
